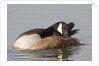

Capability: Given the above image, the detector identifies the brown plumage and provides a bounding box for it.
[30,36,81,50]
[16,29,44,40]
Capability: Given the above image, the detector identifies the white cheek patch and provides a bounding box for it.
[57,23,62,34]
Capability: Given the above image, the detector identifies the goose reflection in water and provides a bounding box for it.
[14,46,80,61]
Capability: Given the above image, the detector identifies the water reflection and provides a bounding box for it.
[13,46,81,61]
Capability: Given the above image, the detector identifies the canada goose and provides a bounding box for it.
[13,21,70,50]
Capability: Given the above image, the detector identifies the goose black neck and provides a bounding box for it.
[39,27,54,38]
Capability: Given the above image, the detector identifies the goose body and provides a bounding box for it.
[13,21,80,50]
[13,34,42,50]
[13,35,80,50]
[30,36,80,50]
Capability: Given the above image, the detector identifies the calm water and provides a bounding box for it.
[7,4,92,61]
